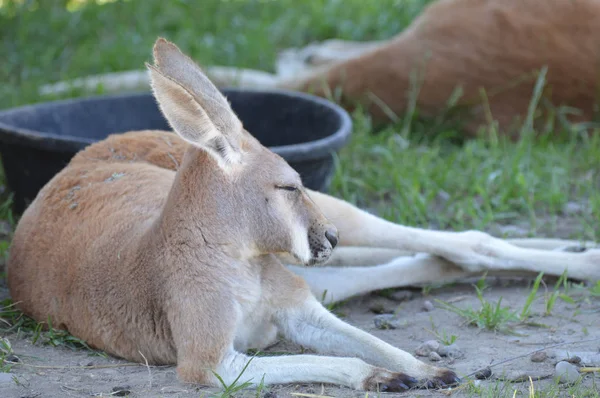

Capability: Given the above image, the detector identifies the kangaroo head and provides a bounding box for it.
[147,38,338,265]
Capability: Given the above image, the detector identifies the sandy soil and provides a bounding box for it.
[1,274,599,398]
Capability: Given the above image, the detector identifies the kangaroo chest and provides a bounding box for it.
[230,266,280,353]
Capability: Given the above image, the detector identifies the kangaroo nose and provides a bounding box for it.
[325,229,338,249]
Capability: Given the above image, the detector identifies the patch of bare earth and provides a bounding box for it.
[1,276,599,397]
[1,216,599,397]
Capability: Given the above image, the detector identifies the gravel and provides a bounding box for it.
[415,340,440,357]
[373,314,403,329]
[530,351,548,362]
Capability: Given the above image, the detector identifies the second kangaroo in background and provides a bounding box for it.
[40,0,600,137]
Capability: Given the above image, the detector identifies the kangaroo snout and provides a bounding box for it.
[325,228,339,249]
[307,222,338,265]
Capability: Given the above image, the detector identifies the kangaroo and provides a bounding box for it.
[7,38,462,392]
[37,0,600,137]
[275,0,600,135]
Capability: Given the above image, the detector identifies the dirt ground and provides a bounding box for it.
[1,273,599,398]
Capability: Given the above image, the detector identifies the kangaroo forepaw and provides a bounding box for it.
[364,368,460,392]
[422,369,461,389]
[364,369,419,392]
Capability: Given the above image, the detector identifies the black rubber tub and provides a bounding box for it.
[0,89,352,213]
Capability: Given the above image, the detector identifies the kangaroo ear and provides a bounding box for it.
[147,38,244,169]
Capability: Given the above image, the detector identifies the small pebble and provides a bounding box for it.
[263,392,278,398]
[500,371,551,383]
[112,386,132,396]
[530,351,547,362]
[555,361,580,384]
[422,300,434,312]
[438,343,463,359]
[5,354,19,363]
[475,367,492,380]
[369,301,394,314]
[373,314,402,330]
[436,190,451,203]
[390,290,414,302]
[566,356,582,365]
[428,352,442,362]
[415,340,440,357]
[159,387,189,394]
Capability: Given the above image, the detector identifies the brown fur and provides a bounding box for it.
[70,129,189,170]
[71,130,187,170]
[283,0,600,135]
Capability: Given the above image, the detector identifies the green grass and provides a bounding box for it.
[0,298,106,357]
[435,271,599,336]
[211,356,258,398]
[434,272,582,333]
[462,377,600,398]
[435,282,519,333]
[0,337,14,372]
[519,272,544,321]
[425,323,458,346]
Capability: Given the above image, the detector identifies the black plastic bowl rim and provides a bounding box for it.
[0,88,353,163]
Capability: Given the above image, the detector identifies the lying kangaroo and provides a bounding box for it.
[37,0,600,136]
[7,38,463,392]
[272,0,600,135]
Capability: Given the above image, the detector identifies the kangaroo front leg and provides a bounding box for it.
[216,349,422,392]
[276,296,460,388]
[171,286,416,391]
